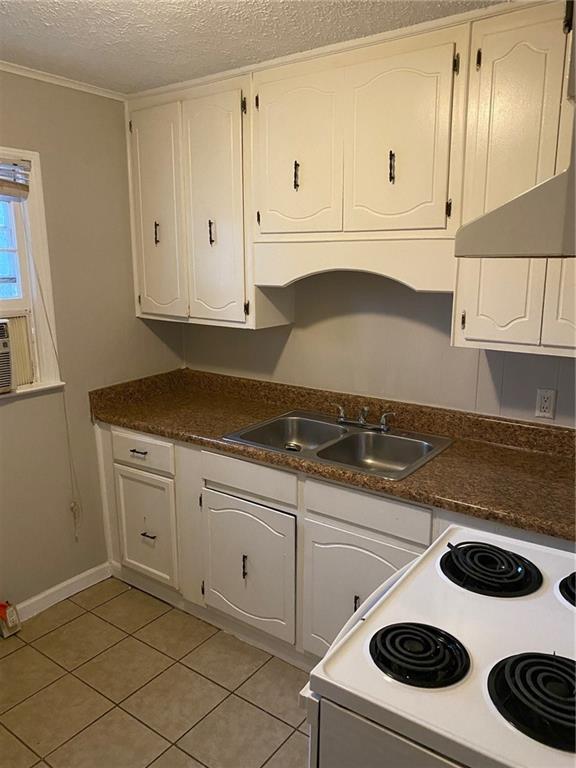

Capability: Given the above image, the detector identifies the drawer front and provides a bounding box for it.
[115,464,178,587]
[303,516,421,656]
[202,488,296,643]
[112,429,175,476]
[201,451,298,508]
[305,480,432,546]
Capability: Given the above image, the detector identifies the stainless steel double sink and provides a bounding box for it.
[223,410,452,481]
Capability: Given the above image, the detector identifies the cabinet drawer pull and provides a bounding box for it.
[388,151,396,184]
[140,531,157,540]
[154,220,160,245]
[242,553,248,580]
[129,449,148,457]
[293,160,300,191]
[208,219,215,246]
[353,594,360,612]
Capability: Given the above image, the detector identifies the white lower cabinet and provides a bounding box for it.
[303,516,421,656]
[114,464,179,588]
[202,488,296,643]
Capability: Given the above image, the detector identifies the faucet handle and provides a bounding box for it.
[379,411,395,432]
[335,404,346,422]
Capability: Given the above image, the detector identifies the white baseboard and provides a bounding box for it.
[16,563,112,621]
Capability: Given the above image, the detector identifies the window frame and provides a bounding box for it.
[0,146,62,398]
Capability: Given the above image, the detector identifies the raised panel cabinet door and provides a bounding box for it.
[130,102,188,317]
[114,465,178,587]
[541,259,576,349]
[457,3,566,345]
[255,70,344,233]
[303,518,418,657]
[202,489,296,643]
[183,91,246,323]
[343,42,455,232]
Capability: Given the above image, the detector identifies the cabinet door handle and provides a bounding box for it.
[388,151,396,184]
[353,594,360,611]
[242,554,248,580]
[140,531,157,541]
[208,219,215,246]
[129,449,148,457]
[293,160,300,191]
[154,220,160,245]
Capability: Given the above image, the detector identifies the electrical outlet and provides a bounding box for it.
[535,388,557,419]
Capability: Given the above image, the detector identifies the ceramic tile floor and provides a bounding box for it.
[0,579,310,768]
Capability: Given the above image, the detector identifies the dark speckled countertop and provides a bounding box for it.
[90,368,576,542]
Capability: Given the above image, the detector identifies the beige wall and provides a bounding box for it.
[183,272,576,427]
[0,72,182,604]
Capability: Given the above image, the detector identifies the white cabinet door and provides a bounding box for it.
[202,488,296,643]
[115,464,178,587]
[255,70,344,233]
[130,102,188,317]
[183,91,246,323]
[457,3,566,346]
[541,259,576,349]
[344,42,454,232]
[303,517,419,657]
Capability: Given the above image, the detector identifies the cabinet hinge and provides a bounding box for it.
[128,120,133,134]
[475,48,482,70]
[201,580,205,596]
[564,0,573,32]
[461,310,467,330]
[256,210,261,226]
[137,294,141,307]
[241,93,247,114]
[243,301,250,316]
[453,53,460,75]
[445,199,453,218]
[199,493,203,508]
[255,93,259,110]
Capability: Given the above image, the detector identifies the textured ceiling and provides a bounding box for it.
[0,0,505,94]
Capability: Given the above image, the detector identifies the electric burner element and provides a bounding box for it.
[369,623,470,688]
[488,653,576,752]
[440,541,543,597]
[559,572,576,607]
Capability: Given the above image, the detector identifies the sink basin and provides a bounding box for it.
[223,410,451,479]
[229,414,347,452]
[316,431,435,479]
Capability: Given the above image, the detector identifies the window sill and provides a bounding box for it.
[0,380,65,403]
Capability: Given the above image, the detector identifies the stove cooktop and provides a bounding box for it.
[310,525,576,768]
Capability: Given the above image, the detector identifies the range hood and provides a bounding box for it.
[455,158,575,259]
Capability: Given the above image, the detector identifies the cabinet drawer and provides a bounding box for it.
[201,451,297,507]
[305,480,432,546]
[303,516,421,656]
[202,488,296,643]
[112,429,175,476]
[115,464,178,587]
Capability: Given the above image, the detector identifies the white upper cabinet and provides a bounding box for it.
[254,69,344,233]
[130,102,188,318]
[541,259,576,348]
[456,3,567,347]
[183,90,246,323]
[343,42,455,232]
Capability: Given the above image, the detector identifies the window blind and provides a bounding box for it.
[0,159,31,202]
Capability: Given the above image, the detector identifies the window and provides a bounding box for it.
[0,148,60,395]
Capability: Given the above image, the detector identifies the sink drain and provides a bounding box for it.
[284,442,302,452]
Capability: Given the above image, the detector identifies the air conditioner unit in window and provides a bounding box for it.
[0,320,13,393]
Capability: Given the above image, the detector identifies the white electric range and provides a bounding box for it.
[304,525,575,768]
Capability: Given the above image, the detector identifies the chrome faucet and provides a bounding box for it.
[379,411,395,433]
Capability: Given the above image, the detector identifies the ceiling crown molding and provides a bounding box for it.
[0,59,126,101]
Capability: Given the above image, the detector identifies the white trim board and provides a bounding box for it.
[0,59,126,101]
[16,562,112,621]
